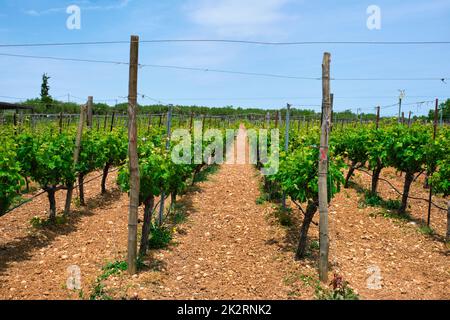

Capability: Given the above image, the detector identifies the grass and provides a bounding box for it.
[169,203,188,225]
[299,273,359,300]
[274,207,293,227]
[309,240,320,251]
[418,224,434,235]
[89,260,127,300]
[30,215,68,228]
[256,194,268,205]
[359,192,402,211]
[193,164,219,183]
[148,225,172,249]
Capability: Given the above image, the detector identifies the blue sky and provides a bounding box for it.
[0,0,449,115]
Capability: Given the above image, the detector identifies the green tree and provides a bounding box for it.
[40,73,53,110]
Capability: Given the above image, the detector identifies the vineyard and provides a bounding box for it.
[0,4,449,301]
[0,94,449,299]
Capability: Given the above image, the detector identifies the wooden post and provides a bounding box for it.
[87,96,93,128]
[376,106,380,130]
[110,112,115,132]
[427,99,439,227]
[159,104,173,226]
[319,52,331,283]
[408,111,412,127]
[127,35,140,275]
[401,112,405,125]
[189,112,194,131]
[446,200,450,242]
[103,114,108,131]
[59,112,63,134]
[275,111,279,128]
[281,104,291,209]
[65,105,86,215]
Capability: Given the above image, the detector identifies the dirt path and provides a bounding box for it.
[121,162,311,300]
[116,128,313,299]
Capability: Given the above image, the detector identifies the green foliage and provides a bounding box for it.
[40,73,52,109]
[274,207,293,227]
[315,274,359,300]
[76,130,108,175]
[0,138,24,214]
[30,215,67,228]
[98,261,128,281]
[309,240,320,251]
[385,125,430,175]
[29,131,75,188]
[90,260,128,300]
[333,126,370,166]
[418,225,434,235]
[362,192,401,210]
[268,146,344,204]
[148,225,172,249]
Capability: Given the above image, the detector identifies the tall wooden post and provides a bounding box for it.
[427,99,439,227]
[408,111,412,127]
[110,112,115,132]
[127,35,140,275]
[65,105,86,215]
[87,96,93,129]
[376,106,380,130]
[319,52,331,283]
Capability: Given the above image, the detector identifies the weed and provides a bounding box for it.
[256,195,268,205]
[309,240,320,251]
[148,225,172,249]
[30,215,67,228]
[90,282,112,300]
[315,274,359,300]
[274,208,292,227]
[172,210,187,225]
[89,260,129,300]
[380,209,411,221]
[418,225,434,235]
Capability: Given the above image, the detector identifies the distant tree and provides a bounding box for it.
[40,73,53,110]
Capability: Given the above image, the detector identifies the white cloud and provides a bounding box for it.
[186,0,293,37]
[84,0,132,11]
[24,0,132,16]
